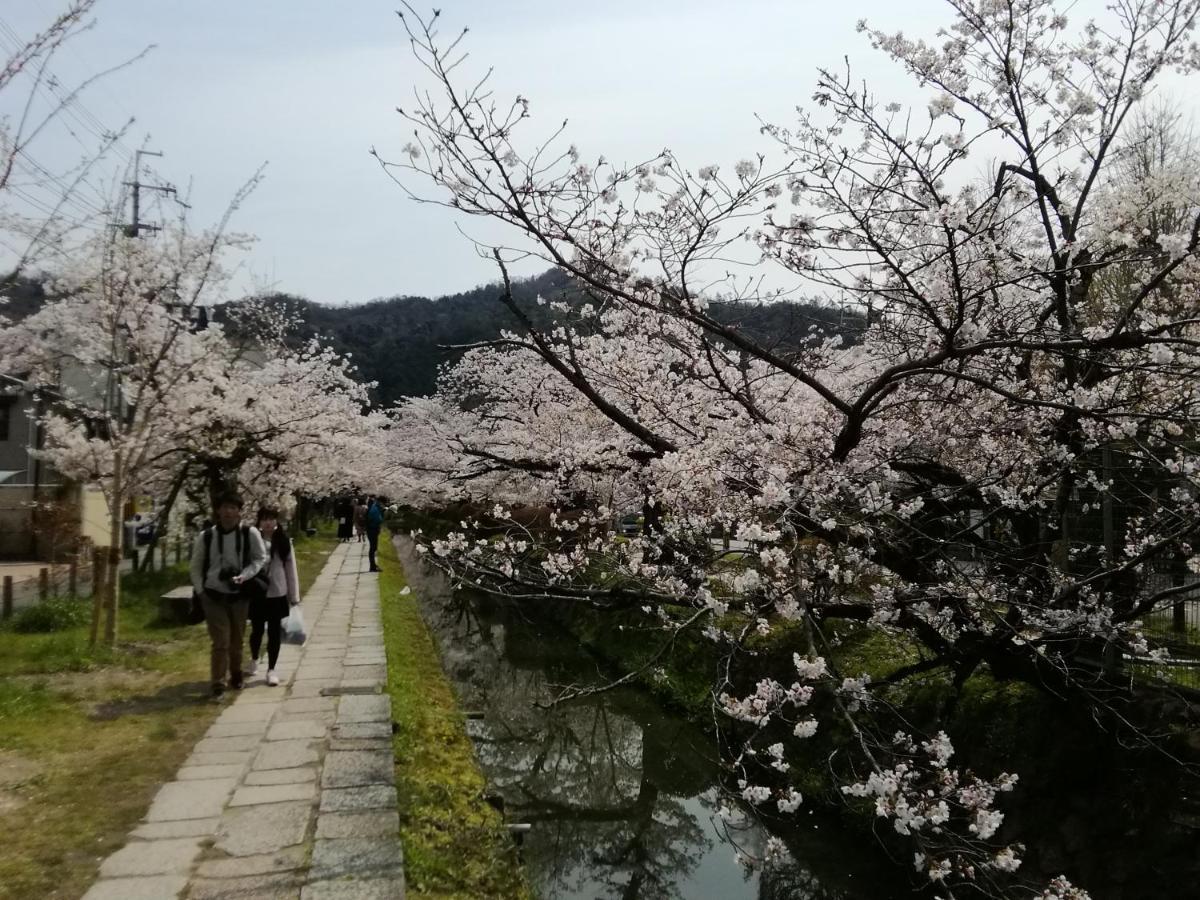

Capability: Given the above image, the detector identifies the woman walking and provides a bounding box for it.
[246,507,300,686]
[335,497,354,542]
[353,497,367,542]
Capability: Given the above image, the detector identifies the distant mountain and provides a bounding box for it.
[261,269,862,410]
[4,266,862,411]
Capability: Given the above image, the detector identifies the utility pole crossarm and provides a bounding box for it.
[114,148,174,238]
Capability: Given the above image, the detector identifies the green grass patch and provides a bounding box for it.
[0,526,339,900]
[376,532,530,900]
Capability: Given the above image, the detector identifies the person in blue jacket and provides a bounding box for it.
[365,496,385,573]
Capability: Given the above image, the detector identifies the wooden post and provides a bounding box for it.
[89,548,106,645]
[1172,568,1187,634]
[38,567,49,602]
[103,545,120,644]
[2,576,12,620]
[68,556,79,597]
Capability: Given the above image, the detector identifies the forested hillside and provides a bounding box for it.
[263,269,861,409]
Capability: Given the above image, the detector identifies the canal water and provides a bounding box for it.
[394,538,916,900]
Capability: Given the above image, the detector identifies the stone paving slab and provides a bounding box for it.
[319,785,397,813]
[147,779,238,822]
[206,721,271,738]
[133,818,221,840]
[229,782,317,807]
[244,767,318,786]
[217,704,280,724]
[215,802,312,856]
[82,874,190,900]
[287,682,340,699]
[275,712,337,728]
[310,837,403,879]
[300,876,405,900]
[339,678,385,692]
[321,751,394,789]
[328,738,392,753]
[252,739,320,771]
[280,698,337,715]
[186,751,256,768]
[194,735,264,754]
[179,764,245,781]
[197,846,308,878]
[315,810,399,840]
[332,722,391,740]
[188,872,304,900]
[335,695,390,724]
[100,837,205,877]
[266,720,328,741]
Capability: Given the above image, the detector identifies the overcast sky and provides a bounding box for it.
[1,1,1012,304]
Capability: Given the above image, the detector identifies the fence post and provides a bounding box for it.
[89,547,105,644]
[2,576,12,620]
[38,567,49,602]
[1172,568,1187,633]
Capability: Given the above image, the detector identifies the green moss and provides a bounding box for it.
[376,533,530,900]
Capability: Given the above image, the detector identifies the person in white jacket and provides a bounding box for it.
[246,507,301,686]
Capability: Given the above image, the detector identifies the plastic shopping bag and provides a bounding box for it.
[282,607,307,645]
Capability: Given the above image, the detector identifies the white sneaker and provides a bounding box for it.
[245,659,258,677]
[266,670,280,687]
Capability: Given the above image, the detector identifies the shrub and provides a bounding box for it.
[10,597,90,634]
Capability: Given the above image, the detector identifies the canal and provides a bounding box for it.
[394,537,919,900]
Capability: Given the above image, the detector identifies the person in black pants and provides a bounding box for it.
[365,495,384,573]
[246,508,300,686]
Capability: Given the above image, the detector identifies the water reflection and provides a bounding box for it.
[396,538,906,900]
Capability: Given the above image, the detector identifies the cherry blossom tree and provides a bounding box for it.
[380,1,1200,896]
[185,339,385,510]
[0,213,257,644]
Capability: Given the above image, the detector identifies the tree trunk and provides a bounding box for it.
[103,453,124,647]
[139,465,189,573]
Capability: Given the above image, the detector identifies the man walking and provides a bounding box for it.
[365,495,384,573]
[190,493,268,699]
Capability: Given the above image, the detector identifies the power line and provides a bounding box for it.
[0,16,136,166]
[13,149,112,217]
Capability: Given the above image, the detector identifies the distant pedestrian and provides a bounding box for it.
[366,495,384,573]
[246,507,301,687]
[335,497,354,542]
[353,498,367,543]
[190,493,268,700]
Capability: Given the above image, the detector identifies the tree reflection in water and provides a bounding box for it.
[398,537,890,900]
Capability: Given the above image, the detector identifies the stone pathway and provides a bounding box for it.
[83,542,405,900]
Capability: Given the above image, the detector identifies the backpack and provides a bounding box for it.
[366,502,384,528]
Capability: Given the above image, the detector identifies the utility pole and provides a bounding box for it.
[120,149,175,237]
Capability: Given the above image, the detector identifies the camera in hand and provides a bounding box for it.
[218,565,241,588]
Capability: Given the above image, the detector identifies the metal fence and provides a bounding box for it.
[1130,565,1200,690]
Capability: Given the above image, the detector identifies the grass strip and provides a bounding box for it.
[0,526,338,900]
[376,532,530,900]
